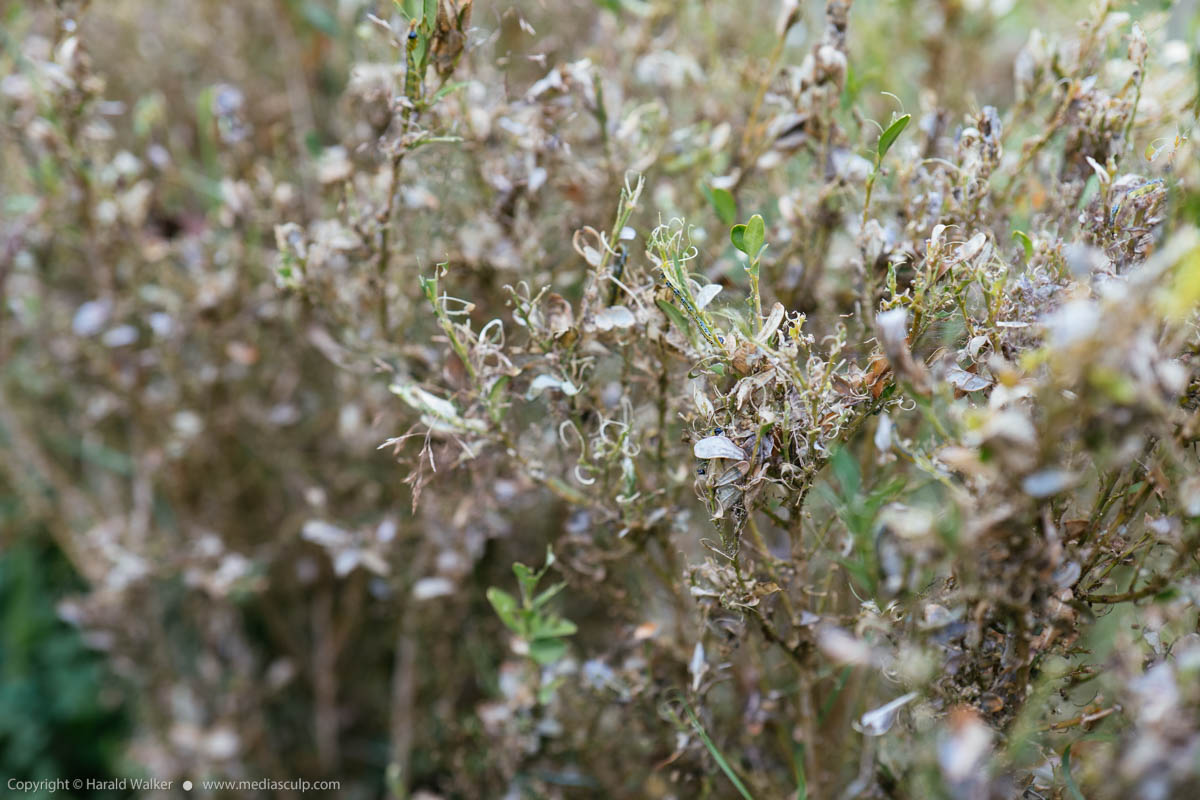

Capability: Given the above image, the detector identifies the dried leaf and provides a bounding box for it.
[857,692,919,736]
[593,305,636,330]
[946,365,993,392]
[694,436,747,460]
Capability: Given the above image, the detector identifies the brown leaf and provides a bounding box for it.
[431,0,472,78]
[545,293,575,339]
[732,340,763,375]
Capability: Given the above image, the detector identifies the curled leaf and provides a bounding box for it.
[390,381,487,434]
[526,374,581,400]
[545,292,575,337]
[951,232,988,266]
[857,692,919,736]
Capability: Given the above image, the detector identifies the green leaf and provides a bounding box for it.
[830,447,861,499]
[730,223,748,254]
[707,186,737,225]
[1061,745,1086,800]
[731,214,766,258]
[528,637,568,665]
[486,588,521,633]
[1166,244,1200,319]
[744,214,765,260]
[668,255,689,289]
[512,562,539,604]
[297,0,339,36]
[417,273,437,304]
[876,113,911,160]
[793,742,807,800]
[1154,586,1181,602]
[537,675,565,705]
[414,31,429,70]
[532,581,567,610]
[841,62,861,108]
[819,666,852,723]
[592,0,652,13]
[656,298,692,335]
[532,616,577,638]
[76,439,134,476]
[304,130,323,157]
[836,555,876,594]
[132,93,165,139]
[431,81,469,103]
[486,375,511,422]
[1012,229,1034,261]
[1077,173,1100,210]
[865,476,907,511]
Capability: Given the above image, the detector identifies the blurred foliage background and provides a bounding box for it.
[2,0,1200,798]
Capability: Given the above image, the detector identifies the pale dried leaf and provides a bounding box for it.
[693,435,746,460]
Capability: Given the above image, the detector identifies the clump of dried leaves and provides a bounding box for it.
[3,0,1200,797]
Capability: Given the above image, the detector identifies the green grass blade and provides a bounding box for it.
[1062,744,1086,800]
[683,702,755,800]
